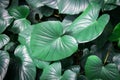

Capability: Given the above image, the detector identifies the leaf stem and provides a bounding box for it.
[104,50,110,65]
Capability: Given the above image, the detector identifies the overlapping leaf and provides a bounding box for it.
[11,45,36,80]
[67,3,110,43]
[57,0,89,15]
[10,18,31,34]
[0,34,10,49]
[0,8,13,33]
[0,50,10,80]
[9,5,29,19]
[30,21,78,61]
[40,62,76,80]
[85,55,120,80]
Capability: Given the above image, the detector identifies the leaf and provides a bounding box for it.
[30,21,78,61]
[0,34,10,49]
[40,0,58,9]
[57,0,89,15]
[0,50,10,80]
[25,0,44,8]
[10,18,31,34]
[85,55,120,80]
[67,3,110,43]
[34,59,50,69]
[69,65,80,74]
[9,5,30,19]
[40,62,61,80]
[0,0,9,8]
[61,70,76,80]
[7,45,36,80]
[40,62,76,80]
[113,54,120,71]
[18,25,32,47]
[40,6,54,17]
[0,8,13,33]
[109,23,120,41]
[4,42,17,52]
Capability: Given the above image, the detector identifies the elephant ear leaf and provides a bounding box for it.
[0,34,10,49]
[57,0,89,15]
[67,3,110,43]
[30,21,78,61]
[9,5,29,19]
[0,50,10,80]
[85,55,120,80]
[14,45,36,80]
[6,45,36,80]
[0,8,13,33]
[40,62,76,80]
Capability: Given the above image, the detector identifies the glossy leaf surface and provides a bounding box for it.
[30,21,78,61]
[0,50,10,80]
[68,3,110,43]
[9,5,29,19]
[85,55,120,80]
[57,0,89,15]
[0,34,10,49]
[0,8,13,33]
[0,0,9,8]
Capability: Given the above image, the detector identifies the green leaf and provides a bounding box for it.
[10,18,31,34]
[0,34,10,49]
[109,23,120,41]
[40,0,58,9]
[57,0,89,15]
[113,54,120,71]
[40,6,54,17]
[13,45,36,80]
[0,8,13,33]
[9,5,30,19]
[4,42,17,52]
[40,62,61,80]
[61,70,76,80]
[69,65,80,74]
[40,62,76,80]
[30,21,78,61]
[25,0,44,8]
[0,0,9,8]
[68,3,110,43]
[18,25,32,47]
[0,50,10,80]
[34,59,50,69]
[85,55,120,80]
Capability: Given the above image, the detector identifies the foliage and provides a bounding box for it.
[0,0,120,80]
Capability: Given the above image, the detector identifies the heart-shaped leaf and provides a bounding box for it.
[30,21,78,61]
[61,70,76,80]
[0,50,10,80]
[0,8,13,33]
[10,18,31,34]
[9,5,30,19]
[40,62,61,80]
[40,62,76,80]
[67,3,110,43]
[5,45,36,80]
[85,55,120,80]
[0,34,10,49]
[57,0,89,15]
[0,0,9,8]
